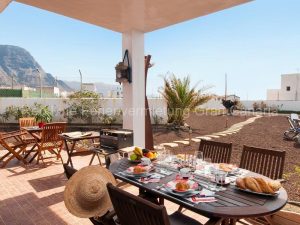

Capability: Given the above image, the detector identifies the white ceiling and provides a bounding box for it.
[15,0,251,33]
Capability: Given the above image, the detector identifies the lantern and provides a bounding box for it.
[115,49,131,84]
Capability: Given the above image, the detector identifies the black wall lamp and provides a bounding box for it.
[115,49,131,84]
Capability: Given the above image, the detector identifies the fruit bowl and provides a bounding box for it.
[129,147,158,162]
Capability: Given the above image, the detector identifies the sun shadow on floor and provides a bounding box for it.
[28,173,66,192]
[6,160,63,178]
[0,192,67,225]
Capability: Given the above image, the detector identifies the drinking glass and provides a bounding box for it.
[214,170,227,191]
[203,158,212,175]
[194,151,204,170]
[204,157,212,164]
[155,145,166,162]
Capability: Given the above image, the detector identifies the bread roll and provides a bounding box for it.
[254,177,274,194]
[236,178,246,189]
[244,177,262,193]
[176,181,190,191]
[133,166,146,173]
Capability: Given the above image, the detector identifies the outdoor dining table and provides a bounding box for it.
[59,131,100,168]
[109,158,288,225]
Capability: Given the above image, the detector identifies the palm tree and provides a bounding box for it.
[160,74,211,126]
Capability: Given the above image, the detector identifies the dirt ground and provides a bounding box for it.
[154,114,300,202]
[153,113,250,144]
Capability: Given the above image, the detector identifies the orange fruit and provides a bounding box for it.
[146,152,154,159]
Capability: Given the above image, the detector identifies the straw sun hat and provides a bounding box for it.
[64,165,116,218]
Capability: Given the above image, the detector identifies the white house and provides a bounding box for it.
[82,83,97,92]
[36,86,60,97]
[267,73,300,101]
[108,85,123,98]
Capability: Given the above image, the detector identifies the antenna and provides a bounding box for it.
[225,73,227,100]
[79,69,83,91]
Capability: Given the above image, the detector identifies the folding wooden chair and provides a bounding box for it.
[19,117,36,128]
[19,117,37,152]
[0,131,28,168]
[35,122,66,164]
[198,139,232,163]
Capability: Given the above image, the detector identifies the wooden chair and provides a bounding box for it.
[19,117,37,152]
[0,131,28,168]
[35,122,66,164]
[239,146,286,225]
[240,145,286,180]
[107,183,204,225]
[19,117,36,128]
[63,164,116,225]
[199,139,232,163]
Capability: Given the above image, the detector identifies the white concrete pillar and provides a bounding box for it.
[122,31,145,147]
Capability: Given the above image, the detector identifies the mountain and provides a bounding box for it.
[64,80,120,97]
[0,45,72,91]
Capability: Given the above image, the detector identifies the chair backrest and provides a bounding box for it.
[0,131,25,149]
[287,114,300,129]
[290,113,299,121]
[240,145,286,180]
[19,117,36,128]
[107,183,170,225]
[63,164,115,225]
[41,122,66,144]
[198,139,232,163]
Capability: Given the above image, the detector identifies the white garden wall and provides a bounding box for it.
[0,97,168,123]
[241,100,300,111]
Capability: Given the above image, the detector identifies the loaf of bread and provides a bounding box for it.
[236,176,281,194]
[268,180,282,192]
[254,177,275,194]
[244,177,262,193]
[236,178,246,189]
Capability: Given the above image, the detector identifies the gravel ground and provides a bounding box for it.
[154,114,300,202]
[153,113,250,145]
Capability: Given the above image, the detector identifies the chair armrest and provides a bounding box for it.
[1,131,26,140]
[31,133,41,141]
[103,210,116,220]
[288,201,300,207]
[91,210,116,225]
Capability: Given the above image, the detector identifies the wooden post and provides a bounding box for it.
[145,55,154,150]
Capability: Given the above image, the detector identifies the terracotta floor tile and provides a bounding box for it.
[0,150,249,225]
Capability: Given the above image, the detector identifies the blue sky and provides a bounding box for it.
[0,0,300,100]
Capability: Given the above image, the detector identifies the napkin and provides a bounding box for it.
[187,196,217,203]
[138,173,165,183]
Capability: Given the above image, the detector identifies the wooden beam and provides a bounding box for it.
[0,0,11,13]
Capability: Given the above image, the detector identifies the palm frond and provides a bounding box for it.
[160,74,212,125]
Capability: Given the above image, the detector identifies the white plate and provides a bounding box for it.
[234,186,279,197]
[164,188,199,197]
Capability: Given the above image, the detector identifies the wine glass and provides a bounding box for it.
[155,145,166,162]
[204,157,212,164]
[194,151,204,170]
[195,151,203,161]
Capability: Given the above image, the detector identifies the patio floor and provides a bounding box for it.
[0,150,253,225]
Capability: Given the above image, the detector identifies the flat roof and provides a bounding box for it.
[15,0,251,33]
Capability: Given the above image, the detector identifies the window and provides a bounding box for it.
[286,86,291,91]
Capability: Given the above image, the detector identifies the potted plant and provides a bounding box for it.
[35,105,53,128]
